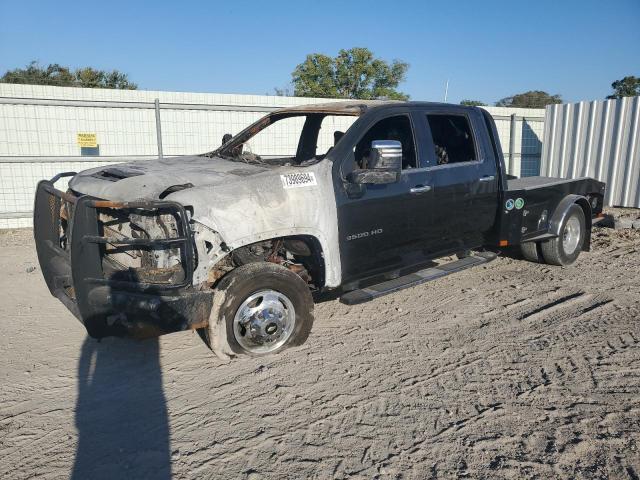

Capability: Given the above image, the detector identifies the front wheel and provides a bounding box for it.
[199,262,314,359]
[540,204,586,266]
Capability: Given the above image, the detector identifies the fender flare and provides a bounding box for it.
[548,194,593,251]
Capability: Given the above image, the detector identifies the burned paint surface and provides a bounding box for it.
[270,100,402,115]
[69,154,343,287]
[69,155,269,202]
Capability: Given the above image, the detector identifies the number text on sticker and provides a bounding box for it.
[280,172,318,189]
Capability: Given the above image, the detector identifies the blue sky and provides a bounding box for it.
[1,0,638,104]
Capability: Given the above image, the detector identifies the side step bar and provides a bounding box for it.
[340,251,498,305]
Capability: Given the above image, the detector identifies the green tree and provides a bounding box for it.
[606,76,640,99]
[1,61,137,89]
[496,90,562,108]
[75,67,105,88]
[101,70,137,89]
[0,61,75,86]
[460,99,487,106]
[292,48,409,100]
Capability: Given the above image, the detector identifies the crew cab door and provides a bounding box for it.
[334,109,434,284]
[417,108,500,254]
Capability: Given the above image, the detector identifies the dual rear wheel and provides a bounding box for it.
[520,204,586,266]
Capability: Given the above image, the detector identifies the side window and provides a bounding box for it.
[426,114,477,165]
[354,115,417,169]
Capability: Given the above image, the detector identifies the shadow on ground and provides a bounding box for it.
[71,336,171,480]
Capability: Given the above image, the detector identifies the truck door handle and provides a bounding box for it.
[410,185,432,194]
[479,175,495,182]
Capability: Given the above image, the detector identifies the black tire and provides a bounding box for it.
[520,241,543,263]
[540,204,586,266]
[198,262,314,359]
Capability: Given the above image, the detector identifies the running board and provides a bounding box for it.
[340,251,497,305]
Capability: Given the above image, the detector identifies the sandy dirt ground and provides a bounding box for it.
[1,218,639,479]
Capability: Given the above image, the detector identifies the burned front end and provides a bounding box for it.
[34,173,212,339]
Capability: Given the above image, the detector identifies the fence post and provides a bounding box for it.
[509,113,517,176]
[154,98,163,159]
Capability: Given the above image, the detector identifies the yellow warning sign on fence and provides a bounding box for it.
[77,133,97,148]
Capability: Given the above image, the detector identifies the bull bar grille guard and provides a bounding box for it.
[34,172,211,339]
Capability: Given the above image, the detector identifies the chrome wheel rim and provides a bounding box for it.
[562,216,581,255]
[233,290,296,354]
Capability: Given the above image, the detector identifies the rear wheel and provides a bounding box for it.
[520,241,543,263]
[199,262,314,359]
[540,204,586,266]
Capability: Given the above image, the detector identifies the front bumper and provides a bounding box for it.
[33,173,212,339]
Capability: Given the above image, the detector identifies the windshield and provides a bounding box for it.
[208,112,358,166]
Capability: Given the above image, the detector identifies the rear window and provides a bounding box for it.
[426,114,477,165]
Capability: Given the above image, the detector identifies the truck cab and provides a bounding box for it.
[332,102,502,284]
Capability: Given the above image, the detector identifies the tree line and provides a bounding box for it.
[2,52,638,107]
[0,61,137,89]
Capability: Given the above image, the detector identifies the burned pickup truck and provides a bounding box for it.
[34,101,605,358]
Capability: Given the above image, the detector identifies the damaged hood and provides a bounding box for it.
[68,155,269,201]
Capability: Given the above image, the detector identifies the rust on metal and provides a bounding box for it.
[92,200,127,209]
[207,267,228,284]
[43,185,78,204]
[58,191,78,204]
[47,195,57,221]
[136,264,184,284]
[272,100,403,116]
[187,319,209,330]
[287,263,312,283]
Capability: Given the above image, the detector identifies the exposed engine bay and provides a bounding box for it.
[98,208,187,285]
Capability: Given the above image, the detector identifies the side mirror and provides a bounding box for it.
[221,133,232,146]
[349,140,402,185]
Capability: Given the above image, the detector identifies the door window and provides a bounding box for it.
[354,115,417,169]
[426,114,477,165]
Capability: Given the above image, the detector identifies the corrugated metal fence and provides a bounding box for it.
[0,84,545,228]
[541,96,640,207]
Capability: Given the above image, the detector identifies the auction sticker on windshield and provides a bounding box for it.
[281,172,317,189]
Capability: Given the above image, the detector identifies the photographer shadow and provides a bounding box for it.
[71,335,171,480]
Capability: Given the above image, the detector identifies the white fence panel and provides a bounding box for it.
[482,106,546,178]
[541,97,640,207]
